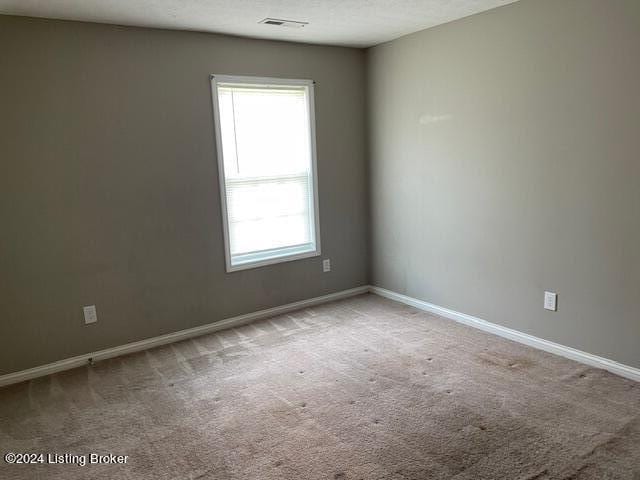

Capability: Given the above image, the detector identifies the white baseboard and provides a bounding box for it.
[0,285,369,388]
[4,284,637,387]
[369,286,640,383]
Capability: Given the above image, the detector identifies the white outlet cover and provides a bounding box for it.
[322,259,331,272]
[83,305,98,324]
[544,292,557,311]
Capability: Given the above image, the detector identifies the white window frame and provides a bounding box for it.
[210,74,321,272]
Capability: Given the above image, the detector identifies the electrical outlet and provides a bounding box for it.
[544,292,557,311]
[83,305,98,324]
[322,259,331,272]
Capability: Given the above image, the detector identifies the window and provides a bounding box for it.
[210,75,321,272]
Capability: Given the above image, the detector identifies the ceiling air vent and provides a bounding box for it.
[259,18,308,28]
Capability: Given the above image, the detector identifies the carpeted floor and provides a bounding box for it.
[1,293,639,479]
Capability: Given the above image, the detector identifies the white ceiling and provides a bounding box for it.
[0,0,520,48]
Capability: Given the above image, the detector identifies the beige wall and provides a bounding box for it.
[367,0,640,368]
[0,16,368,375]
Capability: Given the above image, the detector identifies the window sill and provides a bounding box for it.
[227,245,320,272]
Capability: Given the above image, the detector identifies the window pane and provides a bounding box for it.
[218,86,310,178]
[226,174,312,255]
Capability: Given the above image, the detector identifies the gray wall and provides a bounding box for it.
[368,0,640,368]
[0,16,368,375]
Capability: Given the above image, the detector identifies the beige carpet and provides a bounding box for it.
[1,293,639,479]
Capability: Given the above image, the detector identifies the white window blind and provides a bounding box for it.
[211,77,320,271]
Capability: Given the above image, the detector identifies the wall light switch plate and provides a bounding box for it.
[322,259,331,272]
[544,292,557,311]
[83,305,98,324]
